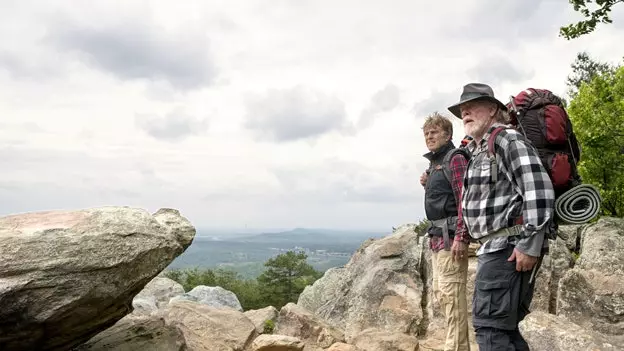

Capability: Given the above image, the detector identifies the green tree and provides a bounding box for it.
[560,0,623,39]
[567,65,624,217]
[162,267,266,310]
[566,52,615,98]
[256,250,322,309]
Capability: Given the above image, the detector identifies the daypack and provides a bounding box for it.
[502,88,582,197]
[439,146,471,189]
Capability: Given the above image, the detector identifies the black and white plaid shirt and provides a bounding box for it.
[462,124,555,256]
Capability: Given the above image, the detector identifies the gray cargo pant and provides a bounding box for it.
[472,245,537,351]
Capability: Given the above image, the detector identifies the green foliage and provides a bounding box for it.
[413,218,430,236]
[567,64,624,217]
[560,0,624,39]
[263,319,275,334]
[566,52,615,98]
[571,251,581,262]
[162,267,265,310]
[163,250,322,311]
[257,250,322,310]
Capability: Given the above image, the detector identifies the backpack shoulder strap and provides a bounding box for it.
[441,147,471,185]
[487,126,507,158]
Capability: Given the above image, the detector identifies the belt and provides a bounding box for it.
[477,224,523,244]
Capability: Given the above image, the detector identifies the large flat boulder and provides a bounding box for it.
[73,313,187,351]
[0,207,195,351]
[158,300,257,351]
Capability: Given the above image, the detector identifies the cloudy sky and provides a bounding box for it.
[1,0,623,232]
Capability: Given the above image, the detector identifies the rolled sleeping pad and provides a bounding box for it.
[555,184,602,224]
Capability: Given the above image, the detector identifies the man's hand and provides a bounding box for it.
[451,240,468,261]
[420,172,428,187]
[507,248,538,272]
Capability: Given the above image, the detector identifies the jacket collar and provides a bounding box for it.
[423,140,455,161]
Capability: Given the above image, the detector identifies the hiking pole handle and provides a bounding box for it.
[509,95,527,136]
[509,95,519,114]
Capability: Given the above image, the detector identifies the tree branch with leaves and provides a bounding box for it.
[560,0,624,39]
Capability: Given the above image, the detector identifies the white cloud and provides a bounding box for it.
[244,85,352,142]
[47,17,218,90]
[357,84,401,129]
[135,108,209,142]
[0,0,623,230]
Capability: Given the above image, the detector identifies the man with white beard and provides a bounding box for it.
[447,83,556,351]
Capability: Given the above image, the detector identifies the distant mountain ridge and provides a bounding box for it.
[167,227,390,277]
[231,228,385,245]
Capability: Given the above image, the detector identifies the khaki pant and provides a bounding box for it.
[432,249,470,351]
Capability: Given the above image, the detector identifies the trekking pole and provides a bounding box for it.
[509,95,527,136]
[528,254,544,285]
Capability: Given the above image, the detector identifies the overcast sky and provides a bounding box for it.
[1,0,623,232]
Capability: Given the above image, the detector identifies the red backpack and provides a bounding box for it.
[489,88,582,197]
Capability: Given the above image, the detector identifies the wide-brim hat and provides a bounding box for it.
[448,83,507,119]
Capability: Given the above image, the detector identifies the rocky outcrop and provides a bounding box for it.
[4,204,620,350]
[296,224,428,343]
[170,285,243,311]
[293,218,624,349]
[0,207,195,351]
[557,217,624,336]
[519,311,624,350]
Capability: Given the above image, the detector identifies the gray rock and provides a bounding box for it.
[520,311,624,350]
[251,334,305,351]
[297,267,346,313]
[275,303,344,348]
[132,277,185,314]
[131,297,159,315]
[296,225,427,343]
[158,300,257,350]
[351,328,419,351]
[557,217,624,336]
[0,206,195,351]
[557,224,586,252]
[531,238,574,313]
[244,306,279,334]
[170,285,243,311]
[74,313,186,351]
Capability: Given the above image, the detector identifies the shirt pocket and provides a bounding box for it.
[469,157,494,184]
